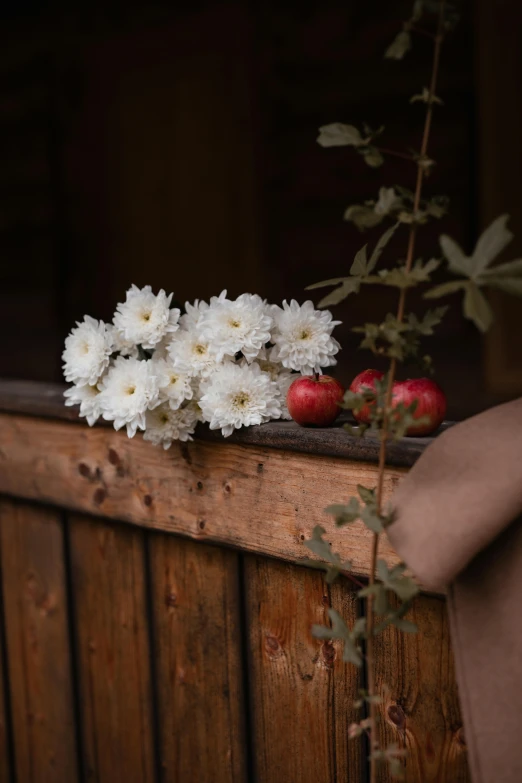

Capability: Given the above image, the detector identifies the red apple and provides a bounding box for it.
[349,369,446,436]
[287,375,345,427]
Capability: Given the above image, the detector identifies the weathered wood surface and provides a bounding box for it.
[68,513,156,783]
[374,595,469,782]
[0,379,451,468]
[244,556,363,782]
[0,412,406,581]
[0,535,12,783]
[0,499,78,783]
[148,533,246,782]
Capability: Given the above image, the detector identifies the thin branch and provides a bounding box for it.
[367,2,446,780]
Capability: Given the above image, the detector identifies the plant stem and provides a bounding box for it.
[366,3,446,780]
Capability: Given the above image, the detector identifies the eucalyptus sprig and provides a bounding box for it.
[303,1,522,780]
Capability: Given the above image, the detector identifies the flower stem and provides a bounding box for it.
[367,3,446,781]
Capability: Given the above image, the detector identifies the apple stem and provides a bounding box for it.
[314,372,320,381]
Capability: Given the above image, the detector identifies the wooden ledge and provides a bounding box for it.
[0,379,453,468]
[0,411,406,580]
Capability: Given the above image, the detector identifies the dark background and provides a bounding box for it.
[1,0,521,419]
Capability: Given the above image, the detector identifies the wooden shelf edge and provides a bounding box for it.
[0,379,452,468]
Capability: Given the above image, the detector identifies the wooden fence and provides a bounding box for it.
[0,381,469,782]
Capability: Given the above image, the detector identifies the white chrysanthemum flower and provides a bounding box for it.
[198,291,273,362]
[143,401,201,449]
[113,284,180,350]
[63,383,103,426]
[108,324,139,358]
[199,361,281,437]
[153,358,193,410]
[62,315,113,386]
[167,330,218,379]
[270,299,341,374]
[98,356,160,437]
[180,299,209,330]
[250,348,296,420]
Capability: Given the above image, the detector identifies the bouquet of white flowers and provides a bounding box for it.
[62,285,341,448]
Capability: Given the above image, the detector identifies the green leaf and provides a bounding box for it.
[350,245,369,276]
[479,258,522,296]
[424,280,468,299]
[480,258,522,279]
[368,222,400,272]
[439,235,472,276]
[374,187,401,217]
[341,389,375,412]
[317,123,363,148]
[361,506,384,533]
[360,582,390,615]
[463,281,493,333]
[303,525,338,562]
[407,306,447,335]
[306,277,348,290]
[317,279,361,308]
[344,204,385,231]
[385,30,412,60]
[440,216,514,282]
[357,485,376,505]
[360,145,384,168]
[343,422,369,438]
[303,526,352,584]
[473,214,513,275]
[377,560,419,602]
[325,497,361,527]
[312,609,363,666]
[410,86,443,105]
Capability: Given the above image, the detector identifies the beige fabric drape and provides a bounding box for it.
[388,398,522,782]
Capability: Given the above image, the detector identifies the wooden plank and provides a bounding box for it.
[0,498,78,783]
[68,513,155,783]
[148,534,246,781]
[373,594,469,782]
[0,553,12,783]
[0,378,446,468]
[0,413,408,582]
[244,556,363,782]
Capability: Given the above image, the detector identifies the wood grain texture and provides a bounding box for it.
[0,498,78,783]
[244,556,363,782]
[0,379,450,468]
[0,413,408,582]
[68,513,155,783]
[374,594,469,782]
[0,535,12,783]
[148,534,246,782]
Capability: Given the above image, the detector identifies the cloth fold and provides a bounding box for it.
[388,397,522,783]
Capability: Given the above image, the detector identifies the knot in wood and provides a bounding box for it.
[165,591,177,608]
[321,640,336,668]
[387,703,406,730]
[265,634,282,657]
[93,487,106,505]
[108,448,120,465]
